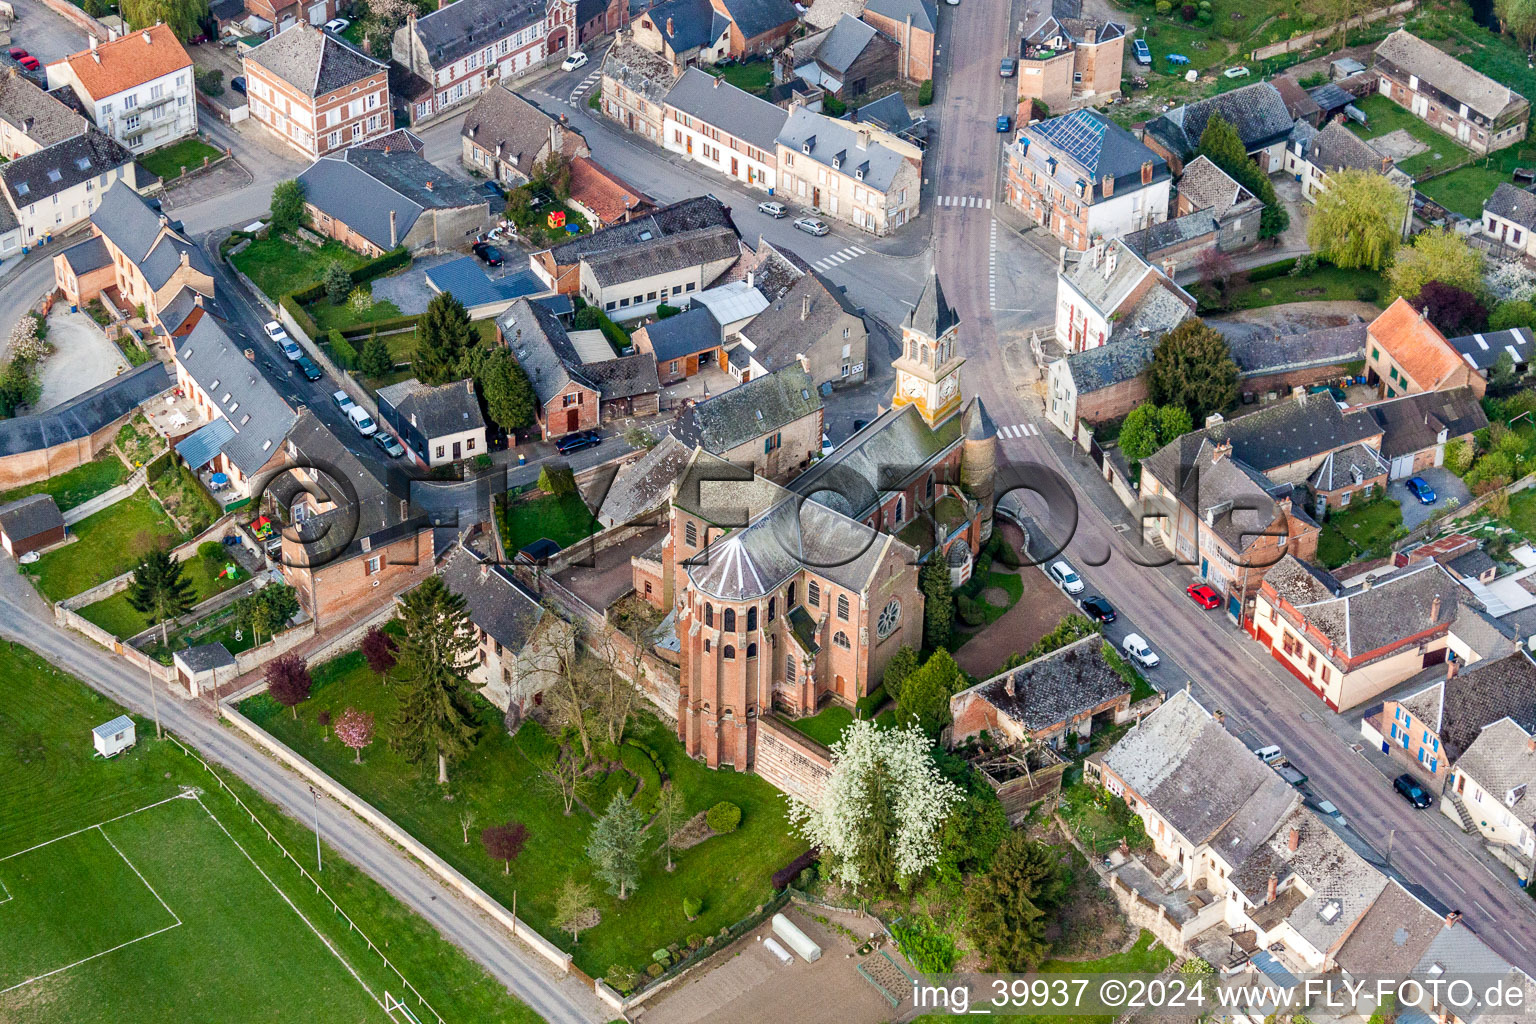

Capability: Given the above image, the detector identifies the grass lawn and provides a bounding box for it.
[0,641,541,1024]
[961,571,1025,627]
[147,456,220,535]
[76,552,247,639]
[310,294,406,332]
[1317,497,1404,568]
[231,236,369,301]
[0,454,127,512]
[238,647,804,978]
[342,321,497,378]
[705,60,772,95]
[782,706,852,749]
[1348,93,1472,179]
[499,488,599,553]
[24,490,183,602]
[1221,263,1387,311]
[1502,490,1536,541]
[139,137,224,181]
[115,414,165,469]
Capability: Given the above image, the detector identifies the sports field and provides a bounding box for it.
[0,641,542,1024]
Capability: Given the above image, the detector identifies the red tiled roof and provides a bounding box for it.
[48,25,192,101]
[568,156,653,224]
[1369,296,1463,390]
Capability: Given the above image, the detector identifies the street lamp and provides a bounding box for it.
[308,786,322,872]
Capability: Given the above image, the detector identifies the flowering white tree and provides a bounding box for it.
[788,719,962,890]
[1486,259,1536,305]
[8,315,43,363]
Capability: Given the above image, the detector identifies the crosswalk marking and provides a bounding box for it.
[810,245,869,273]
[936,194,991,208]
[567,70,603,105]
[998,423,1041,438]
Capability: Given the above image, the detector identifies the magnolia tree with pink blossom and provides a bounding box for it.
[334,707,376,763]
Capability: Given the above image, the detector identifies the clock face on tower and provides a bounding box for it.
[902,375,927,399]
[938,374,959,403]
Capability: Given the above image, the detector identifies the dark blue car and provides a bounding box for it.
[1407,476,1437,505]
[996,114,1012,133]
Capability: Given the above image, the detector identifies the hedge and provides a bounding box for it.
[338,313,421,340]
[1247,257,1300,282]
[351,246,410,285]
[279,293,317,340]
[771,848,819,890]
[145,450,174,483]
[855,683,885,719]
[328,329,358,369]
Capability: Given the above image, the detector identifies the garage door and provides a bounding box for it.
[308,3,327,24]
[1389,453,1415,479]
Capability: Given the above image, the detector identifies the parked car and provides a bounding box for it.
[1122,633,1159,669]
[1048,560,1084,595]
[296,355,322,380]
[324,17,350,32]
[347,405,378,437]
[996,114,1012,133]
[1133,38,1151,65]
[1000,57,1016,78]
[794,216,829,236]
[480,180,506,201]
[472,241,504,267]
[1223,66,1251,78]
[555,430,602,454]
[1407,476,1437,505]
[332,389,355,413]
[820,433,834,457]
[262,320,288,342]
[279,338,303,362]
[17,56,38,71]
[1186,582,1221,609]
[7,48,27,60]
[757,200,787,218]
[1081,595,1115,623]
[1394,773,1433,809]
[562,51,589,72]
[231,76,246,95]
[374,432,406,458]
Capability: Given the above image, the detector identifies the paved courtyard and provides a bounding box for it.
[34,310,130,412]
[1389,466,1470,529]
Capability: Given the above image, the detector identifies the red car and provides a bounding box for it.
[7,48,27,60]
[1186,583,1221,609]
[17,56,39,71]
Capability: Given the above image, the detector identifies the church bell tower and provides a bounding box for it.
[892,272,964,428]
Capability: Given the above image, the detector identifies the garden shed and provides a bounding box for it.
[92,715,136,758]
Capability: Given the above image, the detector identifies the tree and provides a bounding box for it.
[236,583,299,647]
[121,0,209,39]
[1490,350,1520,393]
[389,575,480,784]
[8,314,44,363]
[540,745,588,814]
[543,643,596,760]
[0,357,39,416]
[1159,404,1193,441]
[334,707,376,763]
[533,151,573,199]
[624,426,659,449]
[414,292,474,386]
[553,879,597,943]
[895,649,966,735]
[269,179,305,232]
[323,261,353,306]
[476,346,536,431]
[1118,404,1163,462]
[1412,281,1488,336]
[588,624,643,745]
[1498,0,1536,50]
[1023,614,1100,661]
[788,720,963,890]
[1491,299,1536,332]
[362,625,398,680]
[1197,114,1287,239]
[480,822,529,875]
[1307,169,1406,270]
[358,333,394,378]
[1387,227,1485,302]
[586,795,645,898]
[653,784,688,871]
[265,653,313,719]
[931,755,1009,885]
[881,646,920,702]
[458,809,476,844]
[126,548,195,646]
[919,556,953,652]
[1146,319,1238,423]
[965,833,1068,971]
[1196,246,1244,308]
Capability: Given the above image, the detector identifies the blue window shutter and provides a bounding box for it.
[1431,758,1438,772]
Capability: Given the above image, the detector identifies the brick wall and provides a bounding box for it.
[1075,374,1149,425]
[540,380,601,439]
[286,528,433,629]
[754,716,832,804]
[861,12,933,82]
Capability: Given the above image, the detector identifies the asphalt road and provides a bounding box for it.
[929,0,1536,973]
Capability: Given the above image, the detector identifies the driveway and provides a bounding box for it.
[370,250,529,315]
[1389,466,1470,529]
[34,309,130,412]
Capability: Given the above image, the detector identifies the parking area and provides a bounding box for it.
[370,250,527,315]
[34,310,131,412]
[1388,466,1470,530]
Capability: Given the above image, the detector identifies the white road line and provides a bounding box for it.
[1474,899,1493,917]
[1506,930,1530,953]
[1447,875,1467,894]
[849,245,867,255]
[986,198,993,209]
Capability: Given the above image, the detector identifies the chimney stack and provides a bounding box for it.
[425,180,434,191]
[801,293,810,320]
[1266,873,1278,904]
[1005,676,1016,697]
[1101,173,1113,198]
[1431,594,1442,621]
[389,208,398,248]
[1213,709,1225,723]
[1141,160,1154,185]
[1445,910,1462,929]
[1527,735,1535,754]
[1288,826,1300,852]
[1211,441,1233,463]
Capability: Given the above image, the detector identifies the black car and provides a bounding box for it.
[1394,773,1433,809]
[1081,595,1116,623]
[296,355,323,381]
[480,180,506,202]
[231,76,247,95]
[472,241,504,267]
[555,430,601,455]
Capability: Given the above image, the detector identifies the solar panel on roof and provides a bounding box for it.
[1041,110,1107,176]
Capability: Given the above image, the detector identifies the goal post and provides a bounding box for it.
[383,992,424,1024]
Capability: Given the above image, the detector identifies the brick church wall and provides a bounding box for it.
[754,716,833,804]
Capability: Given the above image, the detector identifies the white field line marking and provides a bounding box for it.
[1,791,194,861]
[191,794,384,1012]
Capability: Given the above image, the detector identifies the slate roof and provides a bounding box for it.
[1214,319,1367,378]
[1175,155,1254,218]
[424,258,542,309]
[547,194,734,267]
[1022,108,1168,192]
[296,149,486,252]
[960,635,1129,733]
[907,271,956,338]
[1308,443,1387,492]
[174,317,297,476]
[597,432,690,525]
[777,106,911,193]
[409,0,546,68]
[57,235,111,275]
[1307,121,1391,175]
[1143,81,1296,161]
[0,67,87,146]
[671,445,788,525]
[583,224,740,287]
[0,359,168,458]
[639,305,721,362]
[1376,29,1526,120]
[1177,438,1294,555]
[91,180,172,261]
[1449,547,1497,580]
[140,232,213,292]
[438,544,544,653]
[814,15,881,75]
[1424,650,1536,762]
[1308,82,1356,115]
[497,298,593,405]
[460,86,557,180]
[1367,387,1488,459]
[741,271,862,371]
[1269,75,1321,124]
[962,396,996,442]
[863,0,937,34]
[1060,332,1155,394]
[376,378,485,440]
[792,402,964,521]
[1484,182,1536,231]
[175,642,236,672]
[245,22,383,97]
[674,364,821,454]
[1264,558,1462,664]
[849,92,913,134]
[1447,325,1535,372]
[1,128,131,210]
[715,0,798,39]
[644,0,730,53]
[50,24,192,102]
[1061,239,1153,315]
[583,353,661,399]
[1455,717,1536,827]
[1103,690,1299,858]
[157,287,221,336]
[0,493,63,542]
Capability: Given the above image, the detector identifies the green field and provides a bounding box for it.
[231,237,368,301]
[0,641,540,1024]
[240,647,804,978]
[498,489,599,553]
[0,454,128,512]
[139,137,224,181]
[23,491,184,602]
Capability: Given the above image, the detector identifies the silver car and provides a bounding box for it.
[758,200,787,218]
[794,216,829,236]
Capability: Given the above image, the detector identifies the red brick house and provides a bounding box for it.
[497,297,602,439]
[860,0,937,83]
[243,23,391,160]
[949,635,1133,749]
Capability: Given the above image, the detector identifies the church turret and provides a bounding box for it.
[892,272,964,428]
[961,396,999,543]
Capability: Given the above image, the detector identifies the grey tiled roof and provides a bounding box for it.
[140,233,214,291]
[597,432,690,525]
[1450,718,1536,826]
[176,642,236,672]
[1334,881,1445,978]
[740,271,862,371]
[1484,182,1536,230]
[961,635,1129,733]
[246,22,382,97]
[777,106,912,193]
[639,305,721,362]
[408,0,545,69]
[497,298,593,406]
[460,86,558,180]
[1265,558,1462,663]
[439,544,544,652]
[601,42,678,107]
[1447,325,1534,372]
[644,0,730,53]
[674,364,821,454]
[547,194,734,266]
[849,92,913,133]
[583,353,661,399]
[1123,211,1218,260]
[0,360,168,458]
[1,129,131,210]
[1449,547,1497,579]
[1308,443,1386,492]
[0,68,87,146]
[376,378,485,440]
[1213,319,1367,378]
[1367,387,1488,459]
[91,181,170,262]
[906,271,955,339]
[791,403,963,521]
[1308,82,1356,113]
[1376,29,1526,120]
[1144,81,1296,161]
[1060,332,1155,394]
[1059,239,1154,316]
[864,0,937,34]
[57,235,111,275]
[815,15,881,75]
[583,224,741,287]
[1175,155,1253,217]
[746,238,810,301]
[1435,652,1536,761]
[0,493,62,542]
[174,317,297,476]
[963,396,997,440]
[715,0,798,39]
[1179,439,1291,555]
[1306,121,1391,175]
[296,149,485,253]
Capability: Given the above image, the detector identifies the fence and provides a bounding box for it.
[162,733,447,1024]
[1248,0,1416,60]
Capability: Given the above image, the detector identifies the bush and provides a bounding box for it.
[686,933,703,950]
[605,964,639,994]
[279,294,317,340]
[645,962,663,979]
[1195,10,1213,24]
[705,801,741,834]
[1356,284,1380,303]
[1155,0,1171,13]
[682,895,703,920]
[890,920,959,973]
[918,79,934,105]
[1179,3,1196,19]
[956,593,988,626]
[655,303,682,319]
[771,848,819,889]
[351,246,411,285]
[855,683,886,719]
[1248,257,1299,282]
[328,329,358,369]
[195,67,224,97]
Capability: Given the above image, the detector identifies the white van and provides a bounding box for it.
[1254,745,1284,765]
[347,405,378,437]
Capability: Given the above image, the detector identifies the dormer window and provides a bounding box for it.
[802,134,815,154]
[1046,157,1057,175]
[855,167,864,181]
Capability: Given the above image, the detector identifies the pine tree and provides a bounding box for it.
[414,293,474,386]
[965,833,1069,971]
[323,261,353,306]
[126,548,195,646]
[1197,114,1288,239]
[476,346,536,431]
[919,556,953,652]
[586,794,645,899]
[358,332,394,378]
[388,575,480,784]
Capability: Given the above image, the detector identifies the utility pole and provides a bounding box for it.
[146,663,163,740]
[309,786,322,872]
